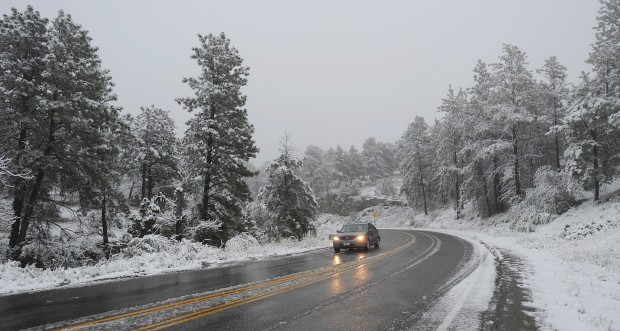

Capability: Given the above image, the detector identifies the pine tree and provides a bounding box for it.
[257,135,317,240]
[346,145,364,185]
[2,9,121,256]
[399,117,431,215]
[176,33,258,243]
[489,44,538,202]
[564,74,620,201]
[362,137,387,182]
[538,57,569,170]
[0,6,50,252]
[465,60,509,215]
[133,105,178,201]
[563,0,620,201]
[435,86,467,218]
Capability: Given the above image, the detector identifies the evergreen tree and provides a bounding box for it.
[2,9,121,256]
[176,33,258,243]
[563,0,620,201]
[333,145,348,185]
[564,74,620,201]
[435,86,467,218]
[538,57,569,170]
[399,117,431,215]
[257,135,317,240]
[489,44,538,202]
[362,137,386,182]
[0,6,50,253]
[133,105,178,200]
[464,60,508,215]
[345,145,364,185]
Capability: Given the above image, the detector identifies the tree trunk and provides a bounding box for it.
[16,169,45,246]
[9,194,24,249]
[141,163,147,201]
[128,181,135,200]
[553,96,561,170]
[493,156,503,213]
[147,164,153,200]
[453,148,460,219]
[16,110,56,250]
[101,192,109,258]
[418,160,427,216]
[512,125,523,199]
[8,127,28,249]
[592,129,600,201]
[175,188,184,241]
[483,175,491,217]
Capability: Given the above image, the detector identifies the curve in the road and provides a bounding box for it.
[55,231,423,330]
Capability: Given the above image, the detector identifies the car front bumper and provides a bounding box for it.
[332,240,367,248]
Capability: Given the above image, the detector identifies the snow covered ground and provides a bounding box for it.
[1,189,619,330]
[393,196,620,331]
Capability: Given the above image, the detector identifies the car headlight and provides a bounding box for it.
[356,235,365,241]
[333,236,340,241]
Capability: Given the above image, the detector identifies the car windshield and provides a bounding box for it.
[340,224,366,233]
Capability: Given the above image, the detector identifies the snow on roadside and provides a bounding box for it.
[0,214,347,296]
[416,234,496,330]
[410,199,620,331]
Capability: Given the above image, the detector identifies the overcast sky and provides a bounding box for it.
[4,1,600,165]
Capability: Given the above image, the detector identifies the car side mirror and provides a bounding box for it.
[336,230,341,233]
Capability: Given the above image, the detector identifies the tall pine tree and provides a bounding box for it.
[177,33,258,243]
[257,135,317,240]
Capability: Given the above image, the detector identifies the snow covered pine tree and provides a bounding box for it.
[257,135,317,240]
[177,33,258,244]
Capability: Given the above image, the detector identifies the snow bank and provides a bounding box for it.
[403,197,620,331]
[0,215,348,296]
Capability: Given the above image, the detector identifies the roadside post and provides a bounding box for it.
[372,210,378,225]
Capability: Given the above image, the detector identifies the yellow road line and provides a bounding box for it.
[58,231,416,331]
[56,267,328,330]
[137,232,420,331]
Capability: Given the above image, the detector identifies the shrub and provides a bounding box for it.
[123,234,173,257]
[511,167,578,229]
[20,239,104,269]
[375,178,397,197]
[185,220,222,246]
[225,232,259,251]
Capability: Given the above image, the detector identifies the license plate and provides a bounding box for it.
[343,243,350,246]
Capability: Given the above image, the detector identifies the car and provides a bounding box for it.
[329,222,380,253]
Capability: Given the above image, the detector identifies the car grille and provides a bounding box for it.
[340,236,355,240]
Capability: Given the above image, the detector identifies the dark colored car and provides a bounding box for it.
[330,223,380,253]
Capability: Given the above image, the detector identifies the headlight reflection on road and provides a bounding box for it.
[330,276,343,295]
[355,265,370,283]
[332,254,342,265]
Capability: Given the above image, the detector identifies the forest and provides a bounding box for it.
[1,1,620,270]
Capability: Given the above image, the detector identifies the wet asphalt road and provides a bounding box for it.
[0,230,475,330]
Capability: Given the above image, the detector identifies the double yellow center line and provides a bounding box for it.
[57,232,416,331]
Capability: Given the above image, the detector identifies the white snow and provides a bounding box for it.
[403,196,620,331]
[1,189,619,331]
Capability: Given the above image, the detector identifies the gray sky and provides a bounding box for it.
[5,1,600,165]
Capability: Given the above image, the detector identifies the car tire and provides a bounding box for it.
[364,241,370,251]
[334,247,340,253]
[374,241,379,249]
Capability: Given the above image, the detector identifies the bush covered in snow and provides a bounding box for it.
[375,178,398,197]
[185,220,222,246]
[560,219,619,240]
[19,239,104,269]
[123,234,174,257]
[225,233,259,251]
[511,167,579,231]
